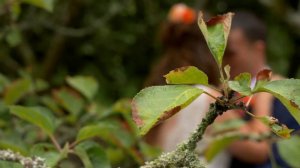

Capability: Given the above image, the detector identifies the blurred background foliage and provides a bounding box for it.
[1,0,300,167]
[1,0,300,104]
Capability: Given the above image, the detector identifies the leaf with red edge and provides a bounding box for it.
[132,85,203,135]
[198,12,234,67]
[253,69,272,91]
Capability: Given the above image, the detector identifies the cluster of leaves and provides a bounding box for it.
[0,73,160,167]
[132,12,300,167]
[0,0,196,105]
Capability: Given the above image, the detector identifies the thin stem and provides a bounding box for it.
[69,141,79,149]
[206,84,222,93]
[203,91,222,102]
[245,110,255,118]
[230,95,246,103]
[219,65,229,99]
[50,135,62,152]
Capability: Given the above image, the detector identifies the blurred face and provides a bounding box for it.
[224,28,263,78]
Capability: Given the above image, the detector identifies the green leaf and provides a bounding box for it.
[164,66,208,85]
[22,0,54,12]
[0,73,10,93]
[228,73,252,96]
[0,161,22,168]
[0,140,27,156]
[53,88,84,117]
[30,143,63,167]
[75,141,110,168]
[205,132,242,162]
[34,79,49,92]
[139,142,161,161]
[254,79,300,124]
[11,1,21,20]
[5,27,22,47]
[132,85,203,135]
[198,12,234,67]
[277,135,300,167]
[66,76,99,100]
[76,121,134,148]
[4,78,32,105]
[41,96,62,115]
[9,106,56,136]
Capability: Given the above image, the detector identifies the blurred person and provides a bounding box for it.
[218,11,300,168]
[144,4,231,168]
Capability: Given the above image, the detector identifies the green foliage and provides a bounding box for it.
[4,78,31,105]
[277,135,300,167]
[228,73,252,96]
[164,66,208,85]
[75,141,111,168]
[53,88,84,119]
[9,106,56,136]
[30,143,63,167]
[5,27,22,47]
[67,76,99,101]
[76,120,134,148]
[132,85,203,135]
[0,74,157,167]
[22,0,54,12]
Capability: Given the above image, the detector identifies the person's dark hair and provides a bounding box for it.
[232,11,267,43]
[144,21,219,87]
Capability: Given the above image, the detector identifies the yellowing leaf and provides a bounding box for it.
[164,66,208,85]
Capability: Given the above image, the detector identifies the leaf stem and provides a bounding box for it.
[219,66,229,99]
[206,84,222,93]
[50,135,62,152]
[245,110,255,118]
[69,141,79,149]
[230,95,246,103]
[203,91,222,102]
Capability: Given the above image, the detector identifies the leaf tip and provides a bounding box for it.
[256,69,272,81]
